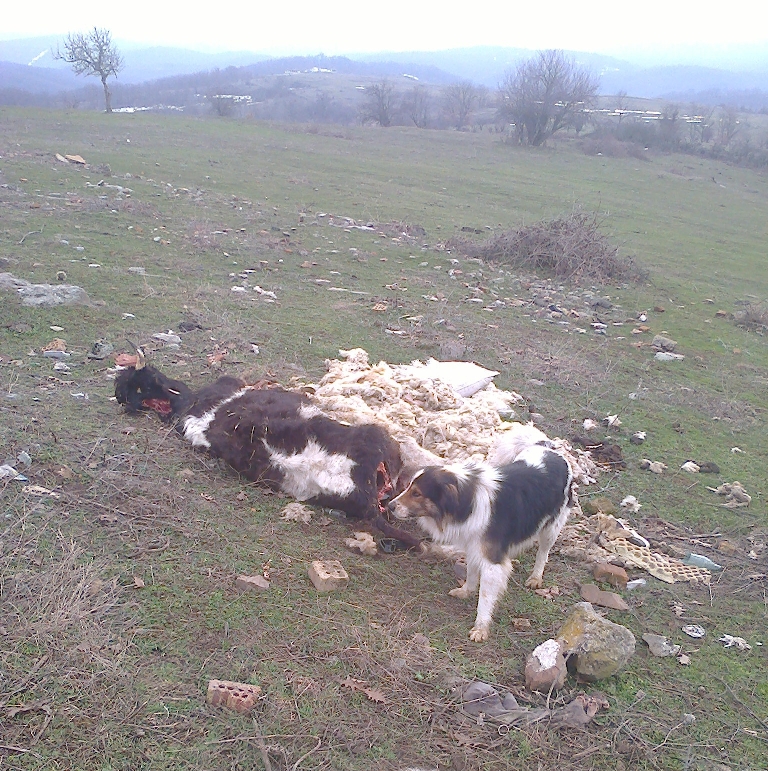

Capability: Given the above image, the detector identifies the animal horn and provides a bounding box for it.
[135,347,146,370]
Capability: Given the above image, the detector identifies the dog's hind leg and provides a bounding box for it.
[469,561,512,642]
[525,514,565,589]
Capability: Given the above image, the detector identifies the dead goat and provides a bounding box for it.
[114,355,421,548]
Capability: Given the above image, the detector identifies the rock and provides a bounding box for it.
[652,334,677,351]
[557,602,636,681]
[592,563,628,589]
[308,559,349,592]
[642,633,681,657]
[582,496,617,516]
[235,574,270,592]
[0,272,92,307]
[580,583,630,610]
[525,639,567,692]
[88,339,114,360]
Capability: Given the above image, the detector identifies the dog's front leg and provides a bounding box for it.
[469,562,511,642]
[449,559,479,600]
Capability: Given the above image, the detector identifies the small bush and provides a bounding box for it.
[734,301,768,333]
[449,212,644,284]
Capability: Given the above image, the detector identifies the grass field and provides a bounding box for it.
[1,108,766,770]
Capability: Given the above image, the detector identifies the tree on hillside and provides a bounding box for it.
[402,85,430,128]
[497,50,598,146]
[360,80,396,127]
[442,81,480,129]
[54,28,124,113]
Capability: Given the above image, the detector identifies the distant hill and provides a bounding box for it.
[1,36,768,110]
[0,61,79,93]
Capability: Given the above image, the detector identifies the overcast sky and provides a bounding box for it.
[3,0,768,58]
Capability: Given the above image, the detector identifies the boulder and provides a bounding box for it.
[557,602,635,681]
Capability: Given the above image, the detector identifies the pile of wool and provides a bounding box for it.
[303,348,521,462]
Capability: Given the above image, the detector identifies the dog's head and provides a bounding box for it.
[388,466,465,529]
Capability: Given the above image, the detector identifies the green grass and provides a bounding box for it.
[1,107,767,770]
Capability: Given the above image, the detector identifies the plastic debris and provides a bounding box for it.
[626,578,647,590]
[17,451,32,466]
[682,553,723,572]
[620,495,641,513]
[0,464,27,481]
[682,625,706,639]
[640,458,667,474]
[655,352,685,361]
[152,331,182,344]
[719,635,751,651]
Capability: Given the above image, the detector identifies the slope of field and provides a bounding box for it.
[1,109,766,771]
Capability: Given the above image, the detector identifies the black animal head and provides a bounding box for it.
[114,365,192,420]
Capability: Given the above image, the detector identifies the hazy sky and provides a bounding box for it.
[4,0,768,57]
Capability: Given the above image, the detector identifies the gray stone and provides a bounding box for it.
[652,334,677,351]
[642,633,681,657]
[0,272,92,307]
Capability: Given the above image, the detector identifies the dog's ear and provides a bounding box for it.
[439,482,460,518]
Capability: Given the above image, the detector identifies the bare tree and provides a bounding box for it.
[402,85,430,128]
[716,105,740,146]
[360,80,396,127]
[497,50,599,146]
[443,81,480,129]
[54,28,124,113]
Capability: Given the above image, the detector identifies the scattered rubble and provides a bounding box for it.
[206,680,261,713]
[642,633,681,657]
[592,562,628,589]
[524,639,567,692]
[235,574,270,592]
[579,583,630,611]
[308,559,349,591]
[710,481,751,508]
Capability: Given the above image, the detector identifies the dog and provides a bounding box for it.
[389,424,576,641]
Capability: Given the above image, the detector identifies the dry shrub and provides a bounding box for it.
[734,301,768,333]
[579,134,649,161]
[450,212,644,284]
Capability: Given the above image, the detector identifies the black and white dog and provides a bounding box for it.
[389,424,576,641]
